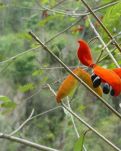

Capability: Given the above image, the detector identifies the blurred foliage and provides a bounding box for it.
[0,95,16,114]
[0,0,121,151]
[101,2,121,42]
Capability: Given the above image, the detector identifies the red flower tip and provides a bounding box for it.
[77,39,94,67]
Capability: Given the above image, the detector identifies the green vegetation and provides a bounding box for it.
[0,0,121,151]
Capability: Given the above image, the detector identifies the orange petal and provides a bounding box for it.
[56,67,102,103]
[80,68,103,97]
[93,65,121,96]
[56,68,79,103]
[77,40,94,67]
[113,68,121,78]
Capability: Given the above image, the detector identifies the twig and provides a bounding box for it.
[9,106,61,135]
[0,133,59,151]
[80,0,121,53]
[48,84,87,150]
[47,84,57,96]
[40,1,120,17]
[0,61,13,73]
[18,80,62,109]
[113,31,121,39]
[88,17,120,67]
[98,42,121,63]
[29,31,121,120]
[47,84,121,151]
[51,0,65,9]
[45,17,83,44]
[28,106,61,122]
[96,40,112,63]
[1,1,120,67]
[0,16,82,66]
[67,97,80,138]
[9,109,35,136]
[0,46,40,65]
[61,102,120,151]
[88,36,99,44]
[98,47,120,63]
[0,17,83,74]
[66,98,87,151]
[5,1,120,17]
[82,130,90,151]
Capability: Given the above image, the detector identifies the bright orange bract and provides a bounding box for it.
[56,67,102,103]
[93,65,121,96]
[77,40,94,67]
[113,68,121,78]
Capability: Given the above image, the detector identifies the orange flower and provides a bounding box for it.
[56,67,102,103]
[94,65,121,96]
[77,39,121,96]
[113,68,121,78]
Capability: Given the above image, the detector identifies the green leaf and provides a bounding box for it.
[41,0,49,4]
[78,105,86,111]
[0,95,16,109]
[19,83,35,93]
[32,69,43,76]
[101,2,121,40]
[0,95,12,103]
[74,134,85,151]
[1,101,16,108]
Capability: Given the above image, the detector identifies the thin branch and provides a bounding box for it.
[29,31,121,120]
[0,133,59,151]
[9,109,35,136]
[88,36,99,44]
[46,0,65,9]
[96,40,112,63]
[47,84,121,151]
[47,84,81,138]
[29,106,61,122]
[80,0,121,53]
[40,1,120,17]
[47,84,56,96]
[19,80,61,108]
[45,17,83,44]
[61,102,120,151]
[114,31,121,39]
[97,31,121,63]
[1,1,120,67]
[0,17,82,66]
[5,1,120,17]
[36,66,87,70]
[0,46,40,65]
[98,45,121,63]
[67,97,80,138]
[0,61,13,73]
[66,98,87,151]
[1,5,121,67]
[88,17,120,67]
[9,105,61,135]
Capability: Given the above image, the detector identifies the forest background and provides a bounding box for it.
[0,0,121,151]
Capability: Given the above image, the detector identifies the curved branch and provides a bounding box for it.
[0,133,59,151]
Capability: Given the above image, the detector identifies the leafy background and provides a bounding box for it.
[0,0,121,151]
